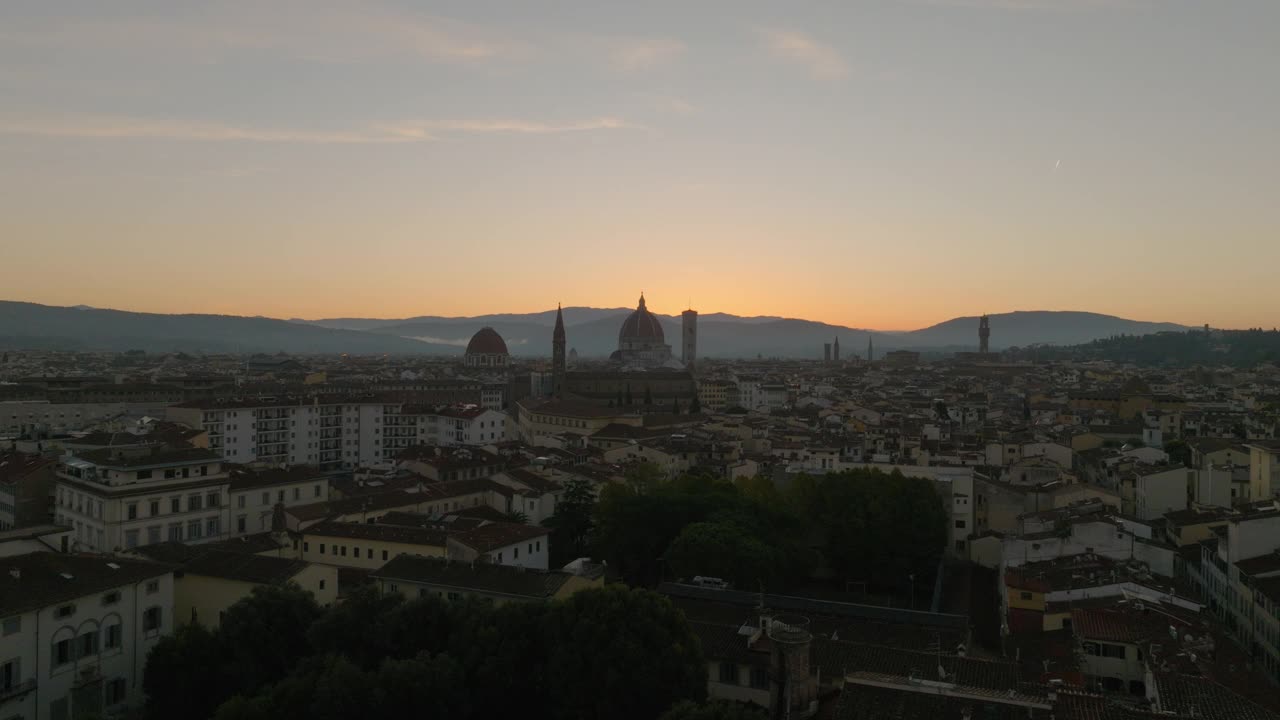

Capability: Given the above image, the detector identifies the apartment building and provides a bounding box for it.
[1191,504,1280,683]
[0,552,175,720]
[169,397,513,470]
[53,446,230,552]
[227,466,330,537]
[0,452,56,530]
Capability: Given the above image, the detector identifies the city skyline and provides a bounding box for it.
[2,0,1277,329]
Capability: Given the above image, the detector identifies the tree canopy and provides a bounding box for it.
[593,468,946,591]
[149,584,706,720]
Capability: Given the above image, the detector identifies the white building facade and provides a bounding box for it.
[0,553,175,720]
[54,447,231,552]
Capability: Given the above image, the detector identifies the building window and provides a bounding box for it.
[101,591,120,606]
[168,524,182,542]
[319,543,326,554]
[127,503,138,520]
[314,485,322,497]
[106,677,128,705]
[367,548,373,559]
[146,580,160,594]
[237,516,247,533]
[143,607,162,633]
[955,520,967,529]
[293,487,301,501]
[149,499,160,516]
[187,520,202,540]
[53,638,74,667]
[261,492,269,506]
[170,497,181,513]
[125,530,139,549]
[188,494,203,512]
[79,630,99,657]
[719,662,738,684]
[238,495,246,509]
[105,623,122,649]
[382,550,388,561]
[340,546,347,557]
[207,492,221,508]
[2,617,19,636]
[303,542,310,552]
[1,657,20,692]
[749,666,768,689]
[55,604,75,618]
[206,517,220,536]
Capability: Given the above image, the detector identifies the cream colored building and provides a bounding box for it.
[1246,441,1280,500]
[54,445,231,553]
[299,521,446,570]
[135,543,337,626]
[515,399,641,446]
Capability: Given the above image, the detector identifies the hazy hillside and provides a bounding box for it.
[904,311,1189,350]
[0,301,452,355]
[1,302,1190,357]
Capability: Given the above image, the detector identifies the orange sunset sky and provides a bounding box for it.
[1,1,1277,331]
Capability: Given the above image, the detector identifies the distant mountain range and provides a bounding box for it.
[0,300,1189,357]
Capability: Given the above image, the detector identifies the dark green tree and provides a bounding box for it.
[543,477,596,565]
[306,584,404,668]
[643,384,654,406]
[664,520,784,588]
[544,586,706,720]
[1164,439,1191,467]
[624,384,634,405]
[372,652,471,718]
[660,700,770,720]
[624,460,665,494]
[143,622,232,720]
[219,584,322,693]
[815,469,947,589]
[689,395,701,414]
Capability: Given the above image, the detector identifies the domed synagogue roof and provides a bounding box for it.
[466,327,509,356]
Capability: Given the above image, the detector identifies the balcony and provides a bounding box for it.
[0,679,37,702]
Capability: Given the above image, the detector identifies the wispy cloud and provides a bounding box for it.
[0,114,641,144]
[0,3,525,65]
[902,0,1151,10]
[760,29,847,79]
[434,117,642,134]
[610,38,686,70]
[0,116,424,144]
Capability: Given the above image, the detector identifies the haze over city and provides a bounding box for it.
[3,0,1278,329]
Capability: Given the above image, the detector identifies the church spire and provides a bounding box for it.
[637,292,646,310]
[552,304,566,397]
